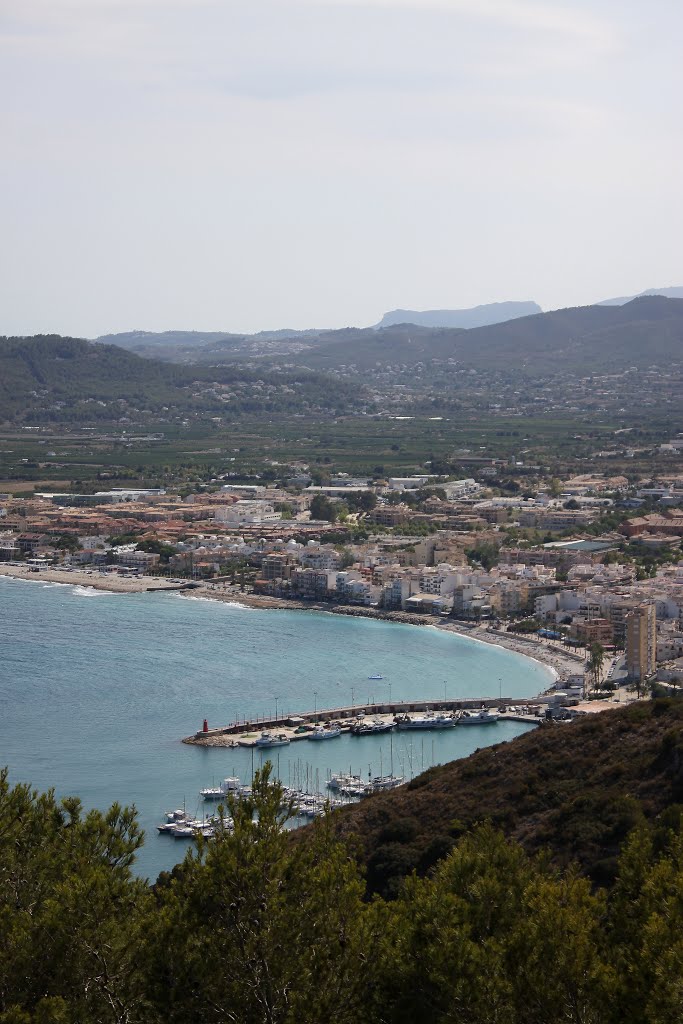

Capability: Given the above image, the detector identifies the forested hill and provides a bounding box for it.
[294,295,683,373]
[7,704,683,1024]
[97,294,683,374]
[334,699,683,898]
[96,296,683,374]
[0,335,367,424]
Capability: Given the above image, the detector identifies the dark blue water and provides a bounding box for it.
[0,576,547,880]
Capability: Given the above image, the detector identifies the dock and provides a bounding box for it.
[183,697,544,746]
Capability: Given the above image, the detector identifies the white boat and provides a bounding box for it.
[255,731,291,748]
[308,724,342,741]
[339,783,372,798]
[170,818,214,838]
[327,772,363,791]
[370,774,405,792]
[350,717,394,736]
[458,708,499,725]
[368,673,383,680]
[158,809,190,833]
[395,711,458,730]
[200,777,242,800]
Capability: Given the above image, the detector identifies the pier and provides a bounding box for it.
[183,696,545,745]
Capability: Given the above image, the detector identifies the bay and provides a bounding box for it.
[0,576,550,880]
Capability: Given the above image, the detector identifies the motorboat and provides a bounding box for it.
[394,711,458,730]
[350,717,394,736]
[157,809,192,833]
[458,708,499,725]
[327,772,363,791]
[308,724,342,740]
[368,674,384,680]
[255,731,291,748]
[200,776,242,800]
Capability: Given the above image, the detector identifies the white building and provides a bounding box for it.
[214,501,282,525]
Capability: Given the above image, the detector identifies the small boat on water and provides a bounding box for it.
[368,673,383,680]
[157,809,192,833]
[308,724,342,741]
[458,708,498,725]
[327,772,363,791]
[370,774,405,792]
[255,731,291,748]
[159,808,235,838]
[200,777,243,800]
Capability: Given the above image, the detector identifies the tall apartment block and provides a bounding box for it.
[626,604,656,682]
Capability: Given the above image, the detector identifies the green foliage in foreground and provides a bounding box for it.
[3,765,683,1024]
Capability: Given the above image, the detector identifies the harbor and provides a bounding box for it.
[184,697,544,747]
[0,576,549,880]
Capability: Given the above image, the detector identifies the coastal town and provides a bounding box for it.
[3,460,683,706]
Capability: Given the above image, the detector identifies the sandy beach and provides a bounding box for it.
[437,622,585,683]
[0,563,187,594]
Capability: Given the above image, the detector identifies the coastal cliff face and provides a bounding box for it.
[332,699,683,898]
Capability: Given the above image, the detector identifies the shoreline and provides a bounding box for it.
[0,563,190,594]
[0,563,578,682]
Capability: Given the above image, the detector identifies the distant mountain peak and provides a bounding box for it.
[598,286,683,306]
[377,301,542,330]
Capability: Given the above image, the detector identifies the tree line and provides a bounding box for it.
[2,764,683,1024]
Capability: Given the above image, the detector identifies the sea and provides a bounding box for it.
[0,575,551,880]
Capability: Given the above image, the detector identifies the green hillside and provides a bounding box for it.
[92,297,683,376]
[298,296,683,374]
[334,699,683,898]
[0,335,368,425]
[6,709,683,1024]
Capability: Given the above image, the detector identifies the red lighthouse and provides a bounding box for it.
[202,718,208,733]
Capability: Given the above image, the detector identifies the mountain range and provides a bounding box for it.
[598,286,683,306]
[376,300,541,329]
[4,295,683,426]
[295,295,683,374]
[95,289,683,368]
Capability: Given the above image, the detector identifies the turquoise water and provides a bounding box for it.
[0,576,548,880]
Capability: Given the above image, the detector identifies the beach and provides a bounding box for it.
[0,563,186,594]
[0,563,583,681]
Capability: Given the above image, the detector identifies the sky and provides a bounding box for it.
[1,0,681,337]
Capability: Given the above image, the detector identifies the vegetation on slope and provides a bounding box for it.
[97,296,683,375]
[334,699,683,897]
[4,736,683,1024]
[297,295,683,373]
[0,335,368,425]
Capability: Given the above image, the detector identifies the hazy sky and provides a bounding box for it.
[1,0,681,337]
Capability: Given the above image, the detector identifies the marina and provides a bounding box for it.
[186,698,541,746]
[0,575,548,880]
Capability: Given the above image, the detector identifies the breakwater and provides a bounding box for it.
[185,696,544,745]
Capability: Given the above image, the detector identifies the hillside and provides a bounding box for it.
[95,328,323,362]
[95,297,683,376]
[0,335,368,425]
[282,295,683,374]
[333,699,683,897]
[377,300,541,329]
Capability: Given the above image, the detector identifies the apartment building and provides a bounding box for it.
[626,605,657,682]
